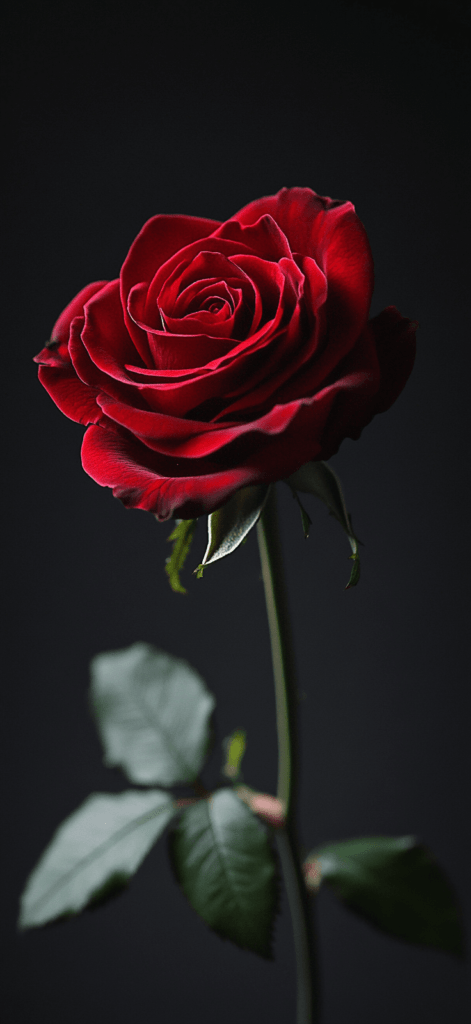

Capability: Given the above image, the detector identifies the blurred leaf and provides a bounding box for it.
[164,519,197,594]
[19,790,175,930]
[169,789,278,958]
[90,642,215,787]
[222,729,246,780]
[285,461,360,588]
[306,835,464,956]
[195,484,270,576]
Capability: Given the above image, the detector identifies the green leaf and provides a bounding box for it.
[19,789,176,929]
[222,729,246,780]
[164,519,197,594]
[285,461,360,588]
[169,788,278,958]
[194,484,270,576]
[90,642,216,787]
[306,836,464,956]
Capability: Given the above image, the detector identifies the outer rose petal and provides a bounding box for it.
[319,307,417,458]
[81,280,141,377]
[366,306,417,415]
[81,425,255,520]
[50,281,110,346]
[34,281,108,367]
[37,363,101,425]
[232,187,374,348]
[230,187,343,247]
[80,392,336,520]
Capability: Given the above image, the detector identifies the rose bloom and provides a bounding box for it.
[35,188,416,520]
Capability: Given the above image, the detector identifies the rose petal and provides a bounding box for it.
[143,234,261,318]
[81,424,255,520]
[34,281,108,367]
[231,186,345,248]
[365,306,417,415]
[313,307,417,459]
[69,318,143,407]
[81,280,141,378]
[232,187,373,348]
[121,214,221,353]
[212,213,292,261]
[97,392,305,459]
[37,364,101,424]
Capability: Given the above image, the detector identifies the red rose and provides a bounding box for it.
[35,188,416,521]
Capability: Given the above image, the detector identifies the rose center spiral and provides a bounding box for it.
[203,298,225,314]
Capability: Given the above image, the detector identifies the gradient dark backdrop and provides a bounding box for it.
[3,2,470,1022]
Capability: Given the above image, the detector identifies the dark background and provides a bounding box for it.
[2,1,470,1021]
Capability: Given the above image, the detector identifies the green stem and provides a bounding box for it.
[257,485,320,1024]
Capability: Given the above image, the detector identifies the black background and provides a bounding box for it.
[2,1,470,1021]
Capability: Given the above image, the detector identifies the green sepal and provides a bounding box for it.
[346,551,361,589]
[169,788,279,958]
[164,518,197,593]
[19,789,176,930]
[90,642,216,787]
[194,484,270,577]
[288,486,312,539]
[285,461,360,588]
[305,835,464,956]
[221,728,246,780]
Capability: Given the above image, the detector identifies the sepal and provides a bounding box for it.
[164,518,197,593]
[195,484,270,576]
[285,461,360,588]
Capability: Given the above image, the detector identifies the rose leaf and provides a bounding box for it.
[194,484,270,576]
[19,789,176,929]
[285,461,360,588]
[164,518,197,594]
[169,788,279,958]
[90,642,216,787]
[304,835,464,956]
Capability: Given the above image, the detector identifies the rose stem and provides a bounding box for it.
[257,485,320,1024]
